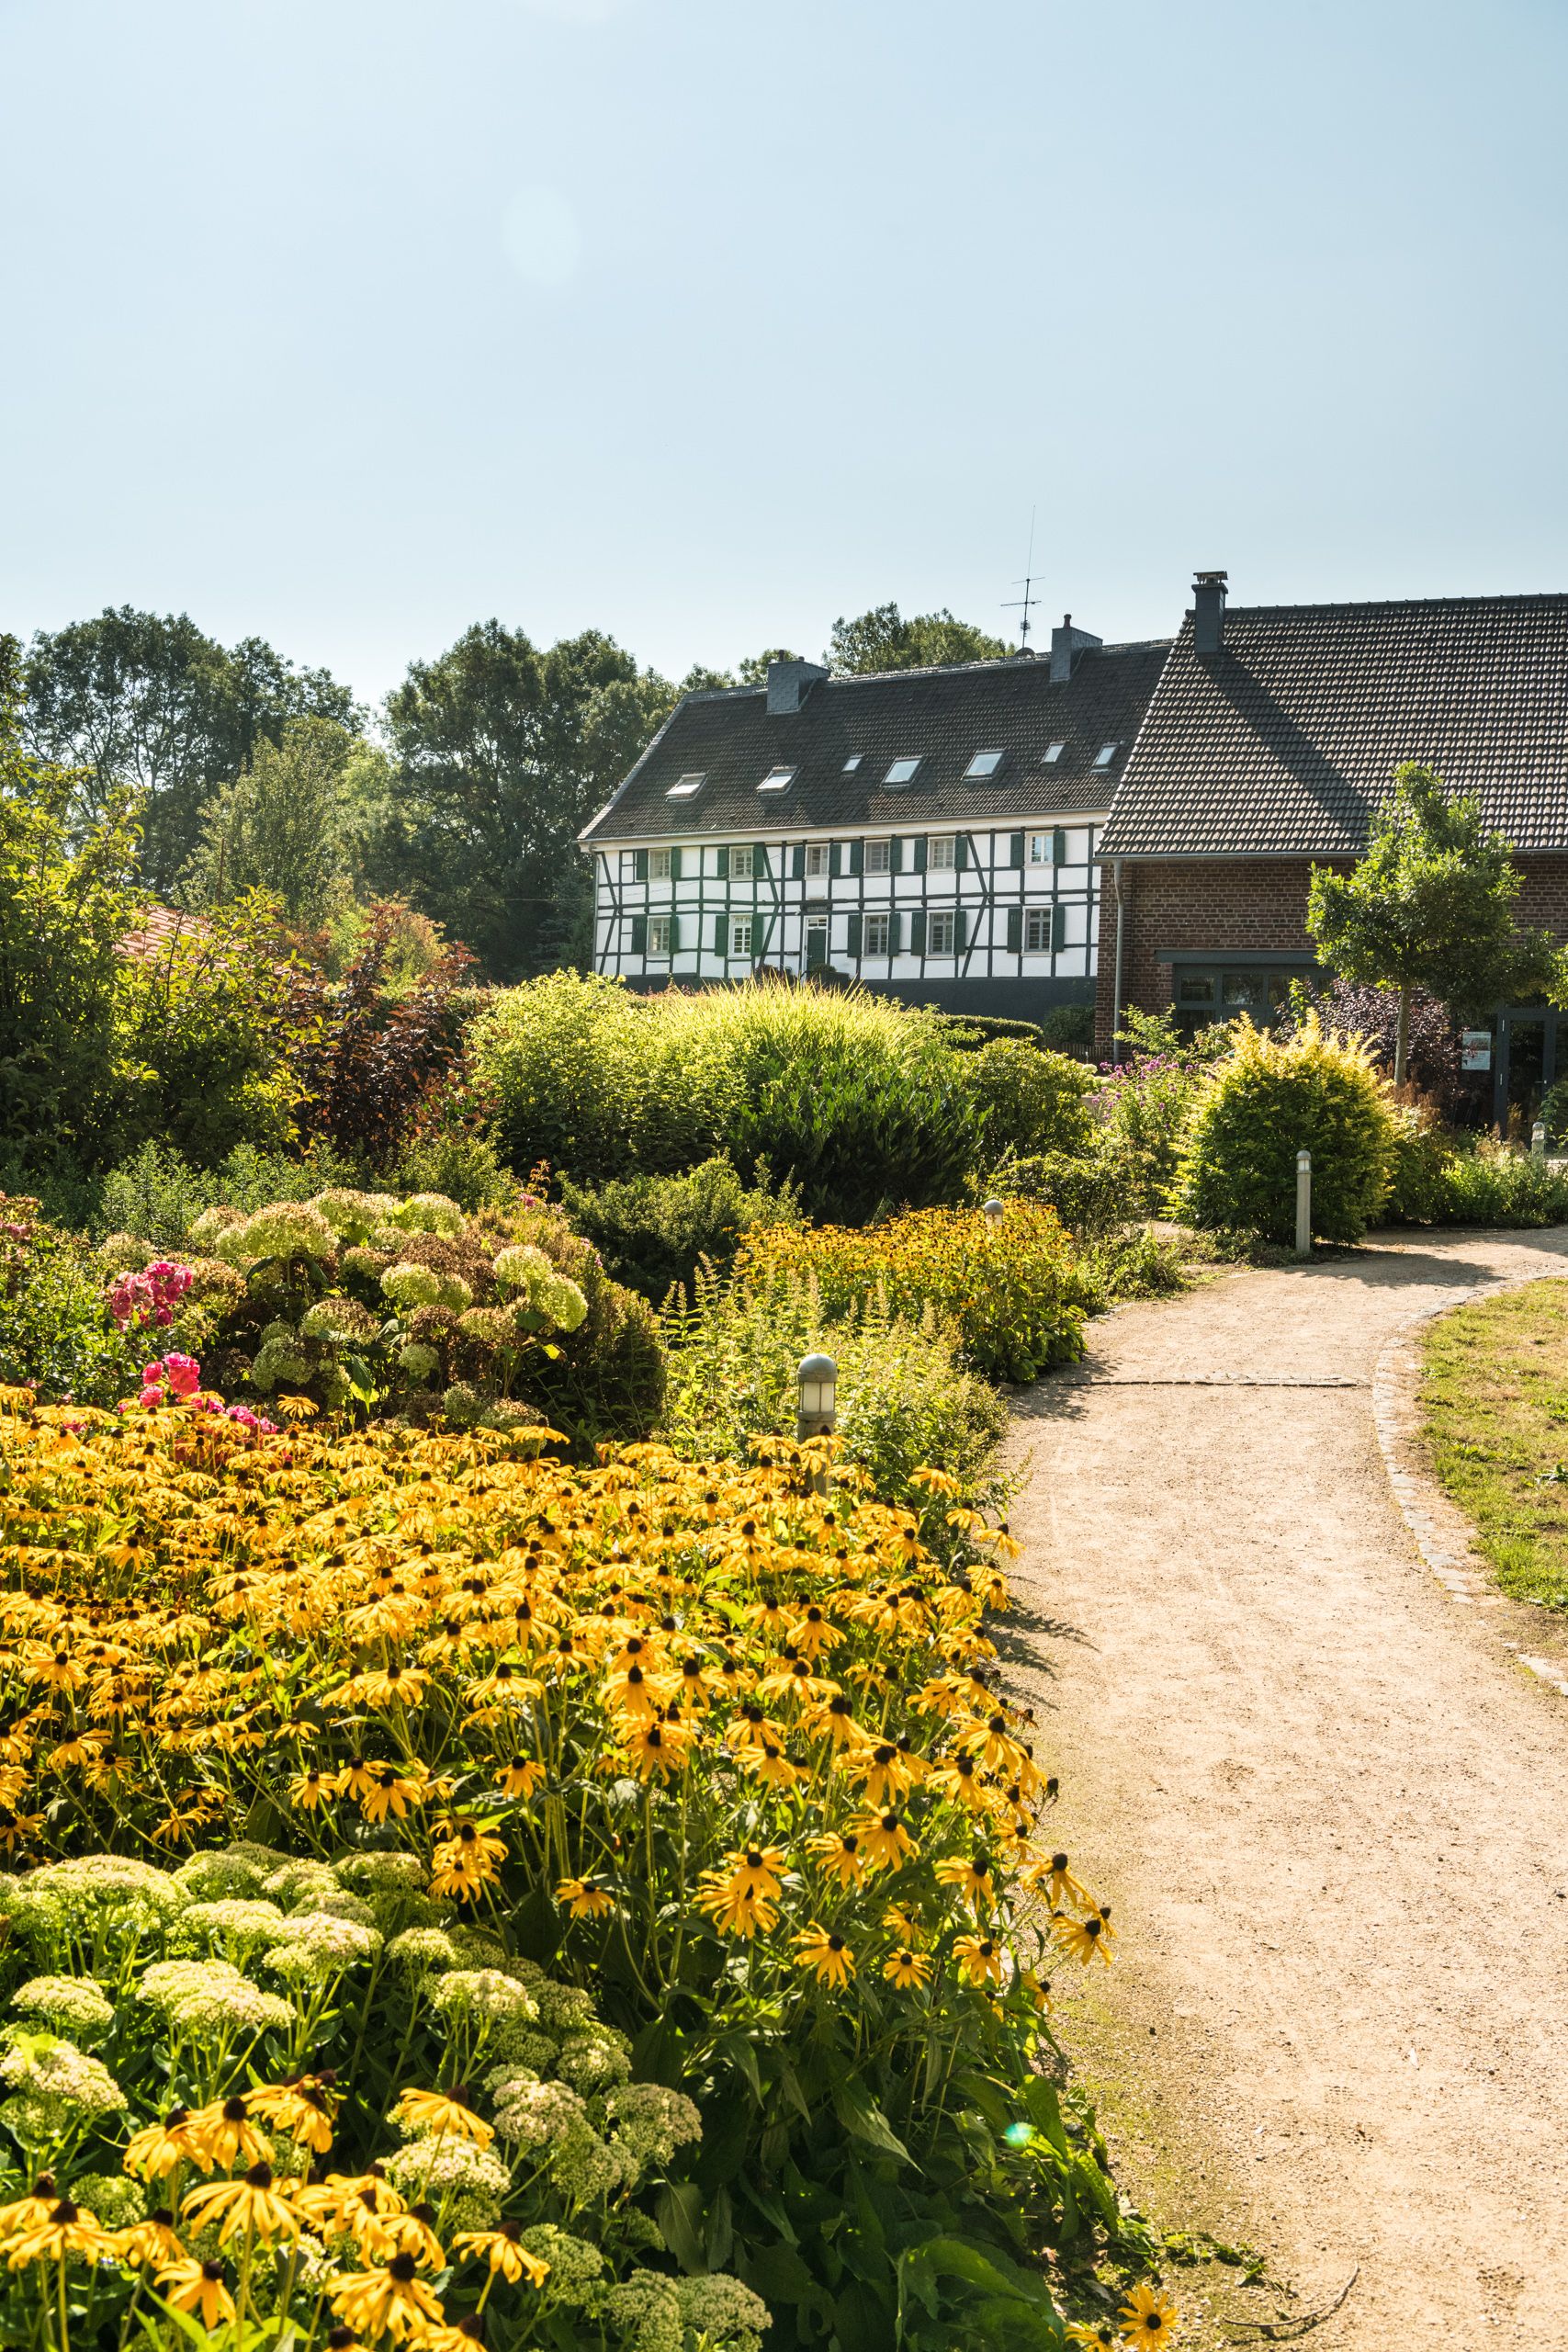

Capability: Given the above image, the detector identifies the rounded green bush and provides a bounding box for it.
[1171,1013,1395,1243]
[962,1039,1095,1160]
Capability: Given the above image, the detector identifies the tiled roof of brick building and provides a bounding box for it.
[581,641,1172,843]
[1101,593,1568,858]
[118,903,212,961]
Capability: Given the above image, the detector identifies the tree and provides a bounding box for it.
[826,604,1010,674]
[22,607,358,893]
[370,623,678,981]
[0,634,137,1161]
[1307,763,1561,1085]
[181,715,364,926]
[736,646,805,684]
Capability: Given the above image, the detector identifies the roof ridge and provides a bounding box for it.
[680,640,1176,701]
[1209,590,1568,621]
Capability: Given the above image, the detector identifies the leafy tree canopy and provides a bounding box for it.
[22,606,359,893]
[826,603,1010,674]
[1306,761,1563,1083]
[181,715,368,927]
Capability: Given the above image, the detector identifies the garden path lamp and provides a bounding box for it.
[982,1198,1006,1225]
[795,1353,838,1442]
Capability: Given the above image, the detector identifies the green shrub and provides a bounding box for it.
[988,1146,1142,1239]
[0,1199,141,1407]
[931,1012,1045,1049]
[95,1139,363,1250]
[1037,1000,1096,1053]
[1172,1013,1395,1243]
[658,1260,1010,1550]
[559,1156,802,1303]
[473,976,988,1219]
[1389,1127,1568,1227]
[961,1038,1095,1160]
[390,1122,513,1213]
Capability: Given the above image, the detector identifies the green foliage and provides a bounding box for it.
[370,622,679,981]
[516,1216,667,1448]
[559,1157,802,1304]
[931,1013,1046,1051]
[392,1122,514,1213]
[989,1147,1142,1240]
[1172,1014,1396,1243]
[95,1138,363,1250]
[1036,1001,1096,1054]
[22,605,358,894]
[962,1039,1095,1161]
[826,603,1011,673]
[1388,1121,1568,1227]
[180,713,365,923]
[0,1201,140,1407]
[475,977,988,1220]
[1306,762,1561,1082]
[658,1260,1009,1548]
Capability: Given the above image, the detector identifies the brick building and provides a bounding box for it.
[1098,577,1568,1125]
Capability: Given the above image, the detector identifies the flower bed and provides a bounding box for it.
[0,1395,1147,2349]
[737,1204,1089,1382]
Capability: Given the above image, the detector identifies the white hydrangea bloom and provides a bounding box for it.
[389,1193,466,1238]
[381,1262,442,1309]
[492,1244,554,1298]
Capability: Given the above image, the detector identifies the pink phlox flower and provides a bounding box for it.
[162,1352,200,1398]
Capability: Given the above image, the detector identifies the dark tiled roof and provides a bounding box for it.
[581,643,1172,842]
[1102,594,1568,858]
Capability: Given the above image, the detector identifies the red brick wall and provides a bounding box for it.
[1094,854,1568,1050]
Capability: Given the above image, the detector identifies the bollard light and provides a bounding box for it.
[796,1352,838,1442]
[982,1198,1006,1225]
[1294,1148,1312,1260]
[1532,1120,1547,1159]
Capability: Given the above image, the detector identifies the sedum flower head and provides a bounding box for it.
[388,1927,460,1977]
[262,1911,381,1980]
[603,2270,684,2352]
[73,2171,146,2231]
[429,1969,537,2027]
[11,1976,116,2045]
[0,2030,129,2122]
[676,2274,773,2352]
[137,1959,292,2038]
[382,2132,509,2230]
[490,2075,587,2151]
[514,2223,604,2305]
[175,1899,288,1956]
[555,2028,632,2094]
[605,2083,702,2171]
[172,1852,271,1903]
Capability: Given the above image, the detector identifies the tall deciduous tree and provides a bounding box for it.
[22,607,358,893]
[181,716,367,926]
[1307,763,1561,1084]
[371,623,676,981]
[826,604,1010,673]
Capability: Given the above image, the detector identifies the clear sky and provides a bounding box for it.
[4,0,1566,706]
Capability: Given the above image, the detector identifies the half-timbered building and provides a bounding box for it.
[579,627,1169,1022]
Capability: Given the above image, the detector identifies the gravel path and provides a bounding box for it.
[1005,1230,1568,2348]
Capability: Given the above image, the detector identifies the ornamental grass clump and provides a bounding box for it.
[739,1200,1089,1380]
[0,1386,1154,2349]
[1170,1012,1396,1244]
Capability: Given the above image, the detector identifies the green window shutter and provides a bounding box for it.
[716,845,730,880]
[846,913,863,957]
[953,909,967,952]
[669,846,682,880]
[887,910,900,954]
[848,840,863,876]
[909,909,927,955]
[668,915,680,953]
[912,837,928,874]
[1053,827,1067,865]
[1009,831,1024,868]
[753,844,769,880]
[955,835,969,871]
[1006,906,1022,954]
[889,838,904,873]
[715,915,727,955]
[793,843,806,879]
[829,842,841,877]
[1052,904,1067,952]
[634,848,649,882]
[630,914,647,954]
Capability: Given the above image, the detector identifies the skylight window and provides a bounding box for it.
[843,753,863,773]
[964,749,1004,778]
[667,772,706,798]
[1043,741,1065,763]
[758,764,795,793]
[884,756,920,786]
[1094,742,1118,767]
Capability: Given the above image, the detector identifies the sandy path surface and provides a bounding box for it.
[1005,1230,1568,2347]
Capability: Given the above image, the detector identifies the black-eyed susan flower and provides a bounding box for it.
[1118,2282,1179,2344]
[156,2257,236,2331]
[556,1876,615,1919]
[1052,1910,1115,1966]
[857,1811,917,1871]
[3,2198,110,2269]
[391,2087,495,2147]
[247,2075,339,2154]
[453,2219,551,2284]
[808,1829,865,1886]
[792,1924,855,1987]
[499,1754,545,1798]
[111,2209,186,2269]
[882,1947,932,1991]
[936,1855,997,1915]
[183,2095,270,2174]
[953,1932,1005,1987]
[182,2163,300,2247]
[329,2253,445,2342]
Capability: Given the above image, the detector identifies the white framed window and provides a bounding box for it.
[863,911,891,956]
[1028,832,1054,865]
[731,843,754,880]
[928,910,957,956]
[1094,741,1118,767]
[843,753,863,773]
[758,765,794,793]
[649,916,672,957]
[649,847,673,880]
[965,749,1004,778]
[884,755,920,786]
[1043,741,1065,763]
[805,842,830,877]
[864,838,891,874]
[1025,909,1052,954]
[667,772,705,798]
[730,919,752,958]
[926,835,956,870]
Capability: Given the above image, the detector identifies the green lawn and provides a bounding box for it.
[1421,1280,1568,1611]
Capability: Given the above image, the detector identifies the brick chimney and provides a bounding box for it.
[1192,571,1228,656]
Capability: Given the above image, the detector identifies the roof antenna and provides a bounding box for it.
[1003,506,1040,653]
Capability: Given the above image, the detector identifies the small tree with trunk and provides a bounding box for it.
[1307,763,1560,1086]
